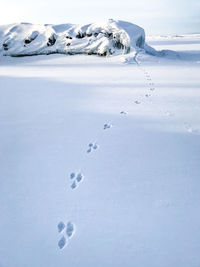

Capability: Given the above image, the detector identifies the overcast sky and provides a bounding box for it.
[0,0,199,34]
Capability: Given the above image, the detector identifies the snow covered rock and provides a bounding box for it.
[0,19,145,57]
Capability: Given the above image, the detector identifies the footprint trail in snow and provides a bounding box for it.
[60,50,199,252]
[135,50,199,135]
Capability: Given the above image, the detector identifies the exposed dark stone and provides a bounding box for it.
[94,33,99,37]
[108,48,113,55]
[66,43,71,46]
[76,32,86,39]
[112,38,125,50]
[66,36,72,39]
[47,34,56,46]
[24,39,31,44]
[104,32,113,38]
[98,51,107,56]
[3,43,8,50]
[86,33,92,37]
[115,41,124,49]
[88,51,96,55]
[24,31,39,45]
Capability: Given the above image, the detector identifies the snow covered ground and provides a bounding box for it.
[0,34,200,267]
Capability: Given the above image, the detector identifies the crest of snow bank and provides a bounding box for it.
[0,19,145,57]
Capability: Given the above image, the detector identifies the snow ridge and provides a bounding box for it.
[0,19,145,57]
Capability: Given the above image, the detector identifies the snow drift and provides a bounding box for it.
[0,19,145,57]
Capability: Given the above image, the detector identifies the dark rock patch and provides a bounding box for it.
[76,32,86,39]
[24,39,31,44]
[114,40,124,49]
[104,32,113,38]
[47,34,56,46]
[24,31,39,45]
[3,42,9,51]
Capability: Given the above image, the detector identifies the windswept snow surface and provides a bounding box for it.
[0,20,145,57]
[0,34,200,267]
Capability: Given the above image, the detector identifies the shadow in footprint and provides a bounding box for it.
[135,101,141,104]
[58,236,67,249]
[70,173,76,179]
[104,123,112,130]
[66,221,76,239]
[58,221,65,233]
[76,173,84,183]
[120,111,127,115]
[145,94,151,98]
[71,180,77,189]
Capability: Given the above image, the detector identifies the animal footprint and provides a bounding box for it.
[93,143,98,149]
[134,101,141,104]
[70,172,84,189]
[71,180,77,189]
[70,173,76,179]
[76,173,84,183]
[57,221,76,249]
[145,94,151,98]
[87,147,92,153]
[58,236,67,249]
[58,221,65,233]
[120,111,127,115]
[150,87,155,91]
[104,123,112,130]
[87,143,99,153]
[66,221,76,238]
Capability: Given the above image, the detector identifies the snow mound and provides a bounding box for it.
[0,19,145,57]
[144,43,180,59]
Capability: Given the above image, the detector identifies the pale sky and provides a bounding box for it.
[0,0,199,34]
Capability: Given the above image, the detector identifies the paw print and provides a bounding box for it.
[57,221,76,249]
[70,172,84,189]
[87,142,99,153]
